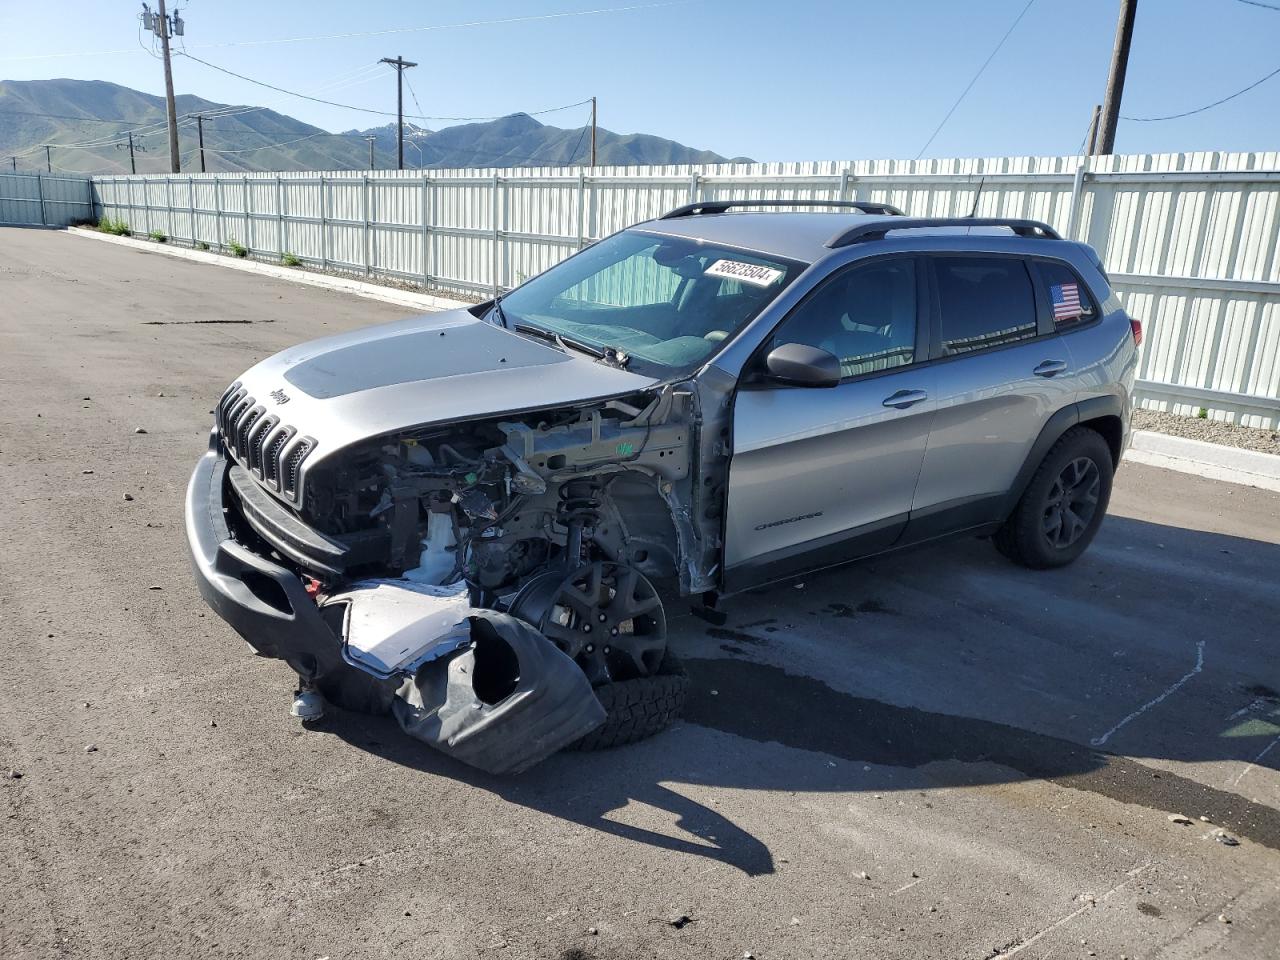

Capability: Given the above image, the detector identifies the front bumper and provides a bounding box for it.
[185,434,396,709]
[184,434,605,772]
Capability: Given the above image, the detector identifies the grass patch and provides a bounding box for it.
[227,238,248,258]
[195,241,210,251]
[148,229,167,243]
[281,252,302,267]
[97,217,131,236]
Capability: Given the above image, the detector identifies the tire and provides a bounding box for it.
[994,426,1114,569]
[570,653,689,751]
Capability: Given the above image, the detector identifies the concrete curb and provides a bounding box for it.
[66,227,473,314]
[1125,429,1280,493]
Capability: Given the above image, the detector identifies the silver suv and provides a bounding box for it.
[185,200,1139,773]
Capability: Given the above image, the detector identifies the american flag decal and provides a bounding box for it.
[1051,282,1082,321]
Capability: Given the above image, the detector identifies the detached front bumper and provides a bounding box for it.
[185,435,397,710]
[184,434,605,772]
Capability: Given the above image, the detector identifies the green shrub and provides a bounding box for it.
[227,238,248,258]
[1197,407,1209,419]
[148,229,167,243]
[281,252,302,267]
[96,217,131,236]
[195,241,210,251]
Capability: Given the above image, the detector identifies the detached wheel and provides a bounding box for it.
[994,426,1113,569]
[510,560,687,749]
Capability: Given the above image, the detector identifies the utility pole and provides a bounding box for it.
[9,156,15,172]
[140,2,183,172]
[379,55,417,170]
[197,114,206,173]
[363,135,377,171]
[1094,0,1137,156]
[45,145,51,173]
[128,132,137,174]
[590,96,597,168]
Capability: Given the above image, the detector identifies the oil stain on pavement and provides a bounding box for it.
[682,656,1280,851]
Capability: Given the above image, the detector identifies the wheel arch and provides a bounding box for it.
[1002,395,1125,518]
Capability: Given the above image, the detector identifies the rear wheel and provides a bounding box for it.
[994,427,1113,569]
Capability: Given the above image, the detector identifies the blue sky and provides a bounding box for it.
[1,0,1277,161]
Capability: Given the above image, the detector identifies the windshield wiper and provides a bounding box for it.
[513,322,606,361]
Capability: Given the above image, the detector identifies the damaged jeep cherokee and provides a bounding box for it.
[185,200,1139,774]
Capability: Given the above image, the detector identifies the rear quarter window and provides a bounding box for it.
[1035,260,1098,329]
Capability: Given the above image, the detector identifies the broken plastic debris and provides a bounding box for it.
[324,579,473,678]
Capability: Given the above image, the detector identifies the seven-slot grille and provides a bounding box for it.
[216,382,315,503]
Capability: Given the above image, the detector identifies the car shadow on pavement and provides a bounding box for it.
[321,515,1280,876]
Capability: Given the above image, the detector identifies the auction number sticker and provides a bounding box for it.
[704,259,784,287]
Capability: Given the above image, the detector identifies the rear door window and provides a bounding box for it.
[932,257,1038,356]
[1035,260,1098,329]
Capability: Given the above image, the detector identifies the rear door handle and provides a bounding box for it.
[1033,360,1068,377]
[882,389,928,409]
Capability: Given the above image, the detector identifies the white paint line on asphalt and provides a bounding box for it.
[1000,862,1150,957]
[1089,641,1206,748]
[890,877,924,895]
[1231,733,1280,788]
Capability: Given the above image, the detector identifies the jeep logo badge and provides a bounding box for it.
[268,388,291,405]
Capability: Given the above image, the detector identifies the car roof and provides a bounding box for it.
[633,211,902,263]
[633,211,1080,265]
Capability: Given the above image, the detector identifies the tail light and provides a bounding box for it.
[1130,317,1143,347]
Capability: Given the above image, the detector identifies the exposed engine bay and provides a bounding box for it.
[209,378,733,773]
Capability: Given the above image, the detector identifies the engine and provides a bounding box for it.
[285,390,697,598]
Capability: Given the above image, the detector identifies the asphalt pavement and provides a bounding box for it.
[2,227,1278,960]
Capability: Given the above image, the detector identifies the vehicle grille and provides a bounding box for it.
[215,381,315,504]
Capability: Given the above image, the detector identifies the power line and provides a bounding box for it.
[179,50,592,122]
[0,109,138,124]
[1234,0,1280,11]
[914,0,1039,160]
[1121,60,1280,121]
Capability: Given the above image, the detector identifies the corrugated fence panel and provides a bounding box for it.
[86,152,1280,427]
[0,173,93,226]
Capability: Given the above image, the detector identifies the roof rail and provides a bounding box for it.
[827,216,1061,248]
[661,199,905,219]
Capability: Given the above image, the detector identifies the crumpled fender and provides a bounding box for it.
[392,610,606,775]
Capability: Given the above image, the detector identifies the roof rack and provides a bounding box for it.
[827,216,1061,248]
[661,199,905,219]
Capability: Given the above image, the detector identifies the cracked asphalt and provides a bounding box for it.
[3,228,1279,959]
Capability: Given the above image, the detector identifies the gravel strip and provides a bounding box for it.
[1133,408,1280,456]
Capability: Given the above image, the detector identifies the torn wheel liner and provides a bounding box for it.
[392,610,606,775]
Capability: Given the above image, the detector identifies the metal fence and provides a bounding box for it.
[0,173,94,227]
[91,152,1280,428]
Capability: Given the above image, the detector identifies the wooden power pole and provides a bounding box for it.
[128,132,137,174]
[364,136,377,171]
[155,0,181,172]
[590,97,597,168]
[197,115,206,173]
[1094,0,1138,156]
[380,55,418,170]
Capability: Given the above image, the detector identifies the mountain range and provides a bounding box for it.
[0,78,746,175]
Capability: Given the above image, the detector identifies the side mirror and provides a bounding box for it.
[763,342,841,388]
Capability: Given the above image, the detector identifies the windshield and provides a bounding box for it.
[496,230,806,373]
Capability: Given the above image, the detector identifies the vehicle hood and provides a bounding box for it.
[225,308,660,463]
